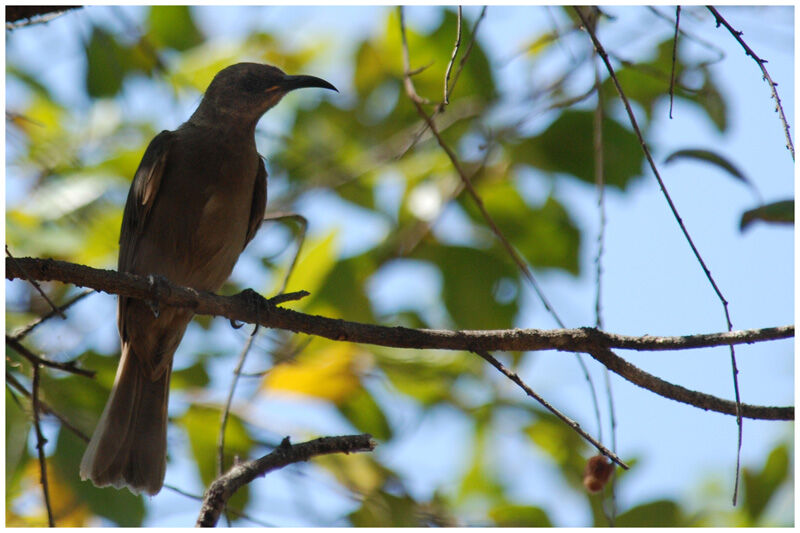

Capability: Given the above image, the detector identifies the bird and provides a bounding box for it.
[79,63,337,495]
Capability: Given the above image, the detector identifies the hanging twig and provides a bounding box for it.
[217,328,259,478]
[477,350,627,469]
[573,7,744,504]
[31,365,55,527]
[443,6,463,105]
[6,372,90,442]
[399,6,605,454]
[706,6,794,160]
[668,6,681,119]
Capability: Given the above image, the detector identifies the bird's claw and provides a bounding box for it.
[146,274,171,318]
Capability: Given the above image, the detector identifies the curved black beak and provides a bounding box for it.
[280,74,338,93]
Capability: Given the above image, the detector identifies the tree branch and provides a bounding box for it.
[196,434,375,527]
[5,257,795,421]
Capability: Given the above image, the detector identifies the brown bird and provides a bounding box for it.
[80,63,336,495]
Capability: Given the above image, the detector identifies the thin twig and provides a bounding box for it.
[706,6,794,160]
[197,434,376,527]
[262,212,309,295]
[7,336,96,378]
[400,7,605,450]
[446,6,487,104]
[574,6,744,504]
[218,327,259,478]
[646,5,725,63]
[443,6,463,105]
[6,372,90,442]
[592,50,617,526]
[6,245,65,319]
[31,365,55,527]
[477,351,627,469]
[592,56,606,444]
[9,289,94,342]
[669,6,681,119]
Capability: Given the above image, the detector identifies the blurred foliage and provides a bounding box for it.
[5,5,792,527]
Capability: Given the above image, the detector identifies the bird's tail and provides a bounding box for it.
[79,344,171,495]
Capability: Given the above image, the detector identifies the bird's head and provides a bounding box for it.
[192,62,337,127]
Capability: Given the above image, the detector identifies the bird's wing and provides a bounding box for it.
[118,130,175,271]
[244,156,268,248]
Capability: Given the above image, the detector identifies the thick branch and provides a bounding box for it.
[6,257,794,421]
[196,434,375,527]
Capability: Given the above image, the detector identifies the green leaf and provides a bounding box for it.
[6,388,31,489]
[615,499,683,527]
[52,428,145,526]
[146,6,203,51]
[513,110,644,189]
[179,405,254,512]
[742,443,790,522]
[740,200,794,231]
[599,39,727,131]
[413,244,519,329]
[683,66,728,132]
[314,253,376,323]
[85,27,129,98]
[664,148,758,199]
[523,412,588,487]
[377,348,479,406]
[489,504,553,527]
[462,182,581,274]
[171,359,210,390]
[338,387,392,441]
[349,491,421,526]
[664,149,747,182]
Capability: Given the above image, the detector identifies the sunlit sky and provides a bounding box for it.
[5,5,794,526]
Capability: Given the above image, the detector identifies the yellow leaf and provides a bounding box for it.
[10,460,93,527]
[264,342,361,404]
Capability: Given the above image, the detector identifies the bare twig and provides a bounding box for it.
[706,6,794,160]
[5,257,794,421]
[669,6,681,119]
[446,6,487,103]
[6,372,90,442]
[164,483,275,527]
[262,212,309,295]
[477,351,627,469]
[196,434,376,527]
[399,7,605,450]
[574,6,746,504]
[7,245,65,319]
[592,52,617,525]
[31,365,55,527]
[218,327,259,478]
[443,6,463,105]
[9,289,94,342]
[6,336,96,378]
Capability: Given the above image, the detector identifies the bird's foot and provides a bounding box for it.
[146,274,171,318]
[230,288,269,330]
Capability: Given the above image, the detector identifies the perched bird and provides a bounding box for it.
[80,63,337,495]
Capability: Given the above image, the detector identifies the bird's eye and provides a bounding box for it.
[240,72,270,93]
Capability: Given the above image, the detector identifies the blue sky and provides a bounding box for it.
[5,5,794,526]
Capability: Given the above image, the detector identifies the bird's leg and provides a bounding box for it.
[231,288,269,330]
[146,274,172,318]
